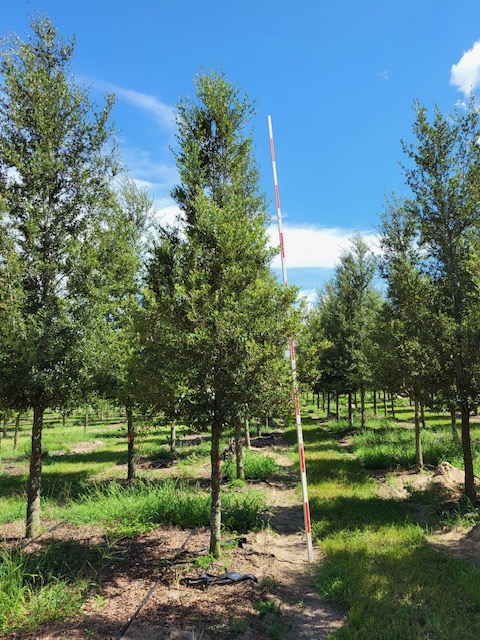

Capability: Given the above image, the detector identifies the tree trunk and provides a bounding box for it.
[461,403,476,501]
[450,406,459,443]
[170,420,176,452]
[420,403,426,430]
[327,391,330,416]
[373,390,377,417]
[335,392,339,419]
[360,384,366,429]
[322,391,325,411]
[84,412,88,434]
[126,406,135,481]
[3,416,7,438]
[383,390,387,417]
[348,392,353,427]
[26,406,44,538]
[414,398,423,470]
[235,421,245,480]
[390,395,395,419]
[14,413,20,450]
[209,420,222,558]
[62,411,66,428]
[317,392,320,409]
[244,418,251,451]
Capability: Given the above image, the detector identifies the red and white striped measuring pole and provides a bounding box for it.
[268,115,314,563]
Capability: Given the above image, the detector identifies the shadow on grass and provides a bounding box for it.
[316,533,480,639]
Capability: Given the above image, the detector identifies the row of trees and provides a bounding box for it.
[300,98,480,501]
[0,16,297,554]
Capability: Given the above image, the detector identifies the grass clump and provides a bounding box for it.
[0,544,95,635]
[222,450,278,481]
[50,479,266,536]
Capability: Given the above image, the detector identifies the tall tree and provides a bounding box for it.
[0,16,117,536]
[146,71,296,557]
[401,99,480,499]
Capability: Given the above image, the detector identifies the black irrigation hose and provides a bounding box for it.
[117,528,196,640]
[20,519,68,550]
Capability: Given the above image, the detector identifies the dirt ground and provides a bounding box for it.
[1,439,344,640]
[4,429,480,639]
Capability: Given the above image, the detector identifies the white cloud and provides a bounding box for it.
[154,202,183,228]
[450,40,480,95]
[267,224,379,269]
[95,80,175,129]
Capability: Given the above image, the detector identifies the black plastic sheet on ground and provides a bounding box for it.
[183,570,258,588]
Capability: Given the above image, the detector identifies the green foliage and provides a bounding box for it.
[222,450,278,481]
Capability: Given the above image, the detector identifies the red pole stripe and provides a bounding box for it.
[280,232,285,257]
[304,502,311,533]
[290,340,296,361]
[275,185,281,210]
[299,445,305,473]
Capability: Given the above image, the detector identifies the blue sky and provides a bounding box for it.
[3,1,480,301]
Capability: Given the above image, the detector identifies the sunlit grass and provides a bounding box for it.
[295,397,480,639]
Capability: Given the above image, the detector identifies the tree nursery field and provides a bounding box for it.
[0,398,480,639]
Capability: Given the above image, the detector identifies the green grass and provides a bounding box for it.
[294,396,480,639]
[222,450,278,481]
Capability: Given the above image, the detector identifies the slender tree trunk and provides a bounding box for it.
[26,406,44,538]
[327,392,331,415]
[461,403,476,501]
[322,391,325,411]
[244,417,251,451]
[409,395,413,407]
[317,392,320,409]
[450,406,459,443]
[383,390,387,418]
[256,420,261,437]
[170,420,177,452]
[335,392,339,419]
[354,392,357,407]
[126,405,135,481]
[3,416,7,438]
[210,419,222,558]
[62,411,66,428]
[420,403,426,430]
[414,398,423,470]
[348,392,353,427]
[360,384,366,429]
[373,390,377,417]
[14,413,20,450]
[84,412,88,434]
[235,421,245,480]
[390,395,395,419]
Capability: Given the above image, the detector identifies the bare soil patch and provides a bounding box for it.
[1,435,344,639]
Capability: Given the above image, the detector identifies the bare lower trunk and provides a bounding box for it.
[383,390,387,418]
[14,413,20,450]
[360,384,366,429]
[373,390,377,417]
[322,391,325,411]
[414,398,423,470]
[62,412,66,428]
[450,407,459,443]
[26,406,44,538]
[2,416,7,438]
[244,418,251,451]
[317,392,320,409]
[461,404,476,501]
[210,420,222,558]
[348,392,353,427]
[335,393,339,419]
[390,395,395,419]
[84,412,88,434]
[126,406,135,481]
[235,421,245,480]
[170,420,176,452]
[420,403,426,430]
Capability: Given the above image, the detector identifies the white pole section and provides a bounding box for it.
[268,115,314,563]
